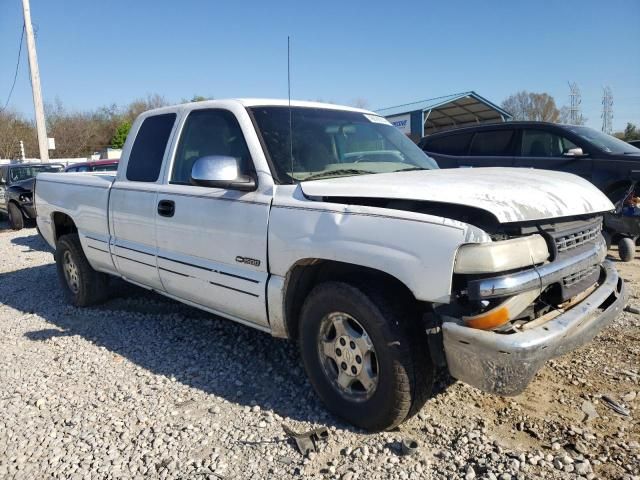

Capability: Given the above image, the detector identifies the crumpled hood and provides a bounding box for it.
[300,167,614,223]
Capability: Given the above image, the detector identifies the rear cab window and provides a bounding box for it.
[126,113,177,182]
[469,129,515,156]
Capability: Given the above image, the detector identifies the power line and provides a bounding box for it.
[0,24,26,113]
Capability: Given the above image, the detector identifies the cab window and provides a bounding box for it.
[171,109,252,185]
[126,113,176,182]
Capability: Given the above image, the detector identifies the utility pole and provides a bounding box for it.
[568,81,583,125]
[601,86,613,134]
[21,0,48,162]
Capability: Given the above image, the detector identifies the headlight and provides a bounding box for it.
[19,193,32,202]
[454,234,549,274]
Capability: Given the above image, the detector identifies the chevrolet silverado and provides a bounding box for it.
[35,99,627,431]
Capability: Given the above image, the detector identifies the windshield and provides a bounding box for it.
[249,106,438,183]
[8,164,64,183]
[568,126,640,155]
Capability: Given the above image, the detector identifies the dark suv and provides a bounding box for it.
[419,122,640,200]
[0,163,65,230]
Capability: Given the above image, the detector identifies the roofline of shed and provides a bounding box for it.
[376,91,513,120]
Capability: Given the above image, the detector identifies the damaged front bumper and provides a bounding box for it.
[442,260,627,395]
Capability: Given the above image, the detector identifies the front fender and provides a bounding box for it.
[269,190,485,304]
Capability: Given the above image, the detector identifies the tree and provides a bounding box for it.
[501,91,560,122]
[46,99,116,158]
[125,93,169,122]
[2,93,170,160]
[182,95,213,103]
[559,106,587,125]
[350,98,370,109]
[0,109,38,159]
[110,121,131,149]
[624,123,640,141]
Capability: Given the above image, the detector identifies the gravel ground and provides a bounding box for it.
[0,223,638,480]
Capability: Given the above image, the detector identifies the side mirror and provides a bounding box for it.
[190,155,256,191]
[563,147,587,157]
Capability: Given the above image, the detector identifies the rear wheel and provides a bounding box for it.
[618,237,636,262]
[298,281,433,431]
[55,234,108,306]
[7,203,24,230]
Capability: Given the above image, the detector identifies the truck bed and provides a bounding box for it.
[35,172,116,274]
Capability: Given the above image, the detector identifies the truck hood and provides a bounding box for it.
[300,167,614,223]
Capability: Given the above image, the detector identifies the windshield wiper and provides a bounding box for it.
[398,167,427,172]
[303,169,376,181]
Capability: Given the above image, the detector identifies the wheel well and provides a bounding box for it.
[283,260,421,341]
[52,212,77,241]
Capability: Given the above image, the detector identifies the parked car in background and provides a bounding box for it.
[65,159,119,172]
[0,163,65,230]
[419,122,640,200]
[34,100,627,430]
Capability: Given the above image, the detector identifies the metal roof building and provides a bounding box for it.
[376,91,512,140]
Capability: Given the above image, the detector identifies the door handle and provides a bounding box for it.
[157,199,175,217]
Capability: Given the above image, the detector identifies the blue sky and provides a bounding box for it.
[1,0,639,131]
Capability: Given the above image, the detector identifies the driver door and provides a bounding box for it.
[154,108,272,328]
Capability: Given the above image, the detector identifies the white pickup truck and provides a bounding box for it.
[35,99,627,431]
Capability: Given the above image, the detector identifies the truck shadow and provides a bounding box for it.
[6,233,453,430]
[11,232,52,253]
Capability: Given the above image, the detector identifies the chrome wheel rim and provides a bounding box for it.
[317,312,379,401]
[63,250,80,293]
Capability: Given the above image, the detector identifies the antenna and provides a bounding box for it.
[288,36,294,183]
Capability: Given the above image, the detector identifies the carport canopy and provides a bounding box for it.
[376,91,512,138]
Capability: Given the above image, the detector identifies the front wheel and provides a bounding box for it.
[298,281,433,431]
[55,234,109,306]
[7,203,24,230]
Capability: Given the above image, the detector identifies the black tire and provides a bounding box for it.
[602,231,612,250]
[298,281,433,431]
[7,203,24,230]
[55,233,108,306]
[618,237,635,262]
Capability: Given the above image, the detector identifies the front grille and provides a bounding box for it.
[554,222,602,254]
[563,265,599,287]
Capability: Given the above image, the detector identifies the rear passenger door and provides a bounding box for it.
[109,112,178,290]
[461,129,516,168]
[154,108,272,329]
[516,128,593,180]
